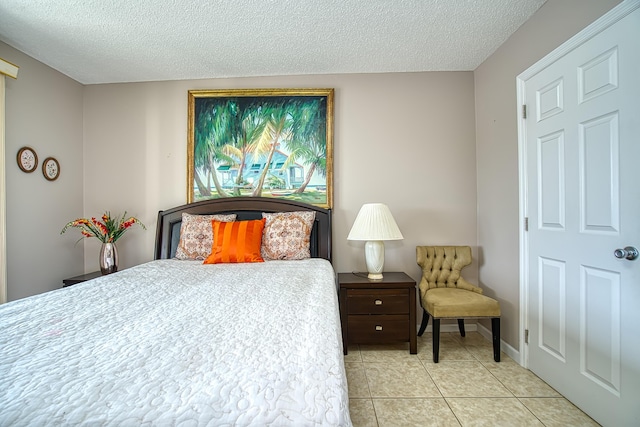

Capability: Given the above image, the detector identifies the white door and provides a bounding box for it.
[519,3,640,426]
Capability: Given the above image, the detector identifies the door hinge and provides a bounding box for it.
[525,329,529,344]
[524,217,529,231]
[522,104,527,119]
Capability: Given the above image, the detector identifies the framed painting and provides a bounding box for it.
[187,88,334,208]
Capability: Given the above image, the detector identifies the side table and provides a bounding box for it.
[63,271,102,287]
[338,272,417,354]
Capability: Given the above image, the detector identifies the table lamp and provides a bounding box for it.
[347,203,403,280]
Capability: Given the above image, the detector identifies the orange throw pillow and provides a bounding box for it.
[203,218,266,264]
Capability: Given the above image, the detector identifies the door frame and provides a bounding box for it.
[517,0,639,368]
[0,75,7,304]
[0,58,19,304]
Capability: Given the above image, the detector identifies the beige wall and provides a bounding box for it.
[82,72,479,287]
[474,0,621,351]
[1,42,84,300]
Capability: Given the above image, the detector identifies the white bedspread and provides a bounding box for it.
[0,259,351,426]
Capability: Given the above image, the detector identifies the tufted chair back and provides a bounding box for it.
[416,246,483,303]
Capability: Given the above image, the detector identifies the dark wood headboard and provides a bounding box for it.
[154,197,332,261]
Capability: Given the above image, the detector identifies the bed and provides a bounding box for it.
[0,197,352,426]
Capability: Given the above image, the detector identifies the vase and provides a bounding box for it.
[99,242,118,275]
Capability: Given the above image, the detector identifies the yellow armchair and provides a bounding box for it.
[416,246,501,362]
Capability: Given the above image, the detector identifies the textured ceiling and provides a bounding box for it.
[0,0,546,85]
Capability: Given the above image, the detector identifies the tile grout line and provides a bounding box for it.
[358,344,381,427]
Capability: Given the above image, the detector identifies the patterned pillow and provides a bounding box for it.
[174,213,236,260]
[203,218,266,264]
[261,211,316,260]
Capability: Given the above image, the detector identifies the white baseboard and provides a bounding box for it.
[476,322,522,365]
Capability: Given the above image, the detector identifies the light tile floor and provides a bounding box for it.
[345,332,600,427]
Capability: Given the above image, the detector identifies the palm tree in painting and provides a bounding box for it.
[194,99,238,198]
[281,98,327,193]
[250,98,326,197]
[223,102,267,196]
[193,102,214,197]
[250,99,295,197]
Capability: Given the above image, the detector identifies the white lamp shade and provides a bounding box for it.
[347,203,403,241]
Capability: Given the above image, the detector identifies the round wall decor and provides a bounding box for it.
[17,146,38,173]
[42,157,60,181]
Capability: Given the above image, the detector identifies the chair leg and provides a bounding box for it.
[432,318,441,363]
[457,319,465,337]
[492,317,501,362]
[418,309,430,337]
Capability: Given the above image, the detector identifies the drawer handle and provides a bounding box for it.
[374,299,383,305]
[375,325,383,331]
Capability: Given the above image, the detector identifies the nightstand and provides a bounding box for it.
[338,272,417,354]
[62,271,102,287]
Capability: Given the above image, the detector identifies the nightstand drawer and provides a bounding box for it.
[347,315,409,342]
[346,289,409,315]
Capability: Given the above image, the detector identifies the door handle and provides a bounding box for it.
[614,246,638,261]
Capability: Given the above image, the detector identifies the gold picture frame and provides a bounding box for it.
[187,88,334,208]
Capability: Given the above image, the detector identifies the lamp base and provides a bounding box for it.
[364,240,385,281]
